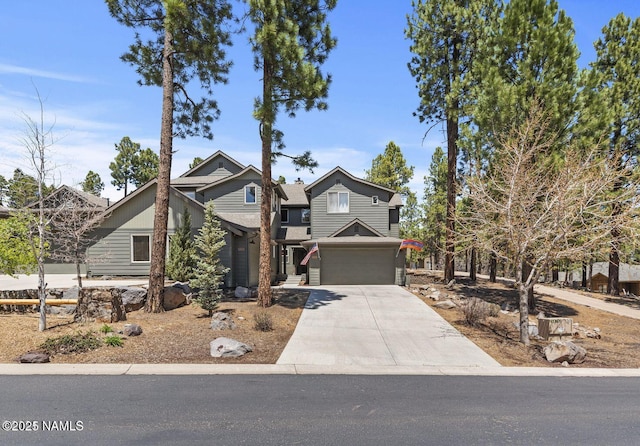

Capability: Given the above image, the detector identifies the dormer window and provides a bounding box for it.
[245,185,257,204]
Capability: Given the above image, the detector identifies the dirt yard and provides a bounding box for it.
[0,288,308,364]
[409,271,640,368]
[2,273,640,367]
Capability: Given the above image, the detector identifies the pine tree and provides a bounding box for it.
[591,13,640,296]
[107,0,233,312]
[81,170,105,196]
[365,141,414,197]
[131,147,160,188]
[422,147,447,270]
[109,136,139,196]
[166,208,196,282]
[407,0,500,283]
[191,202,229,316]
[249,0,337,307]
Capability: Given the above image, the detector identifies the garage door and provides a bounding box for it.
[320,247,396,285]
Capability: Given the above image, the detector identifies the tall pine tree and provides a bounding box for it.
[407,0,500,283]
[166,208,196,282]
[107,0,234,312]
[591,13,640,296]
[249,0,337,307]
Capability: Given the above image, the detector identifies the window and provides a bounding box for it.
[372,195,379,205]
[327,191,349,213]
[302,208,311,223]
[131,235,150,263]
[245,185,257,204]
[281,209,289,223]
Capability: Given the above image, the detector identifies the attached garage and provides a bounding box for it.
[321,247,396,284]
[303,237,406,286]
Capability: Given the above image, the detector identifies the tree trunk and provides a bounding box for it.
[522,257,535,311]
[552,263,559,282]
[146,27,175,313]
[581,261,587,288]
[443,36,460,284]
[76,258,83,289]
[257,53,274,308]
[519,282,531,346]
[469,247,476,281]
[489,252,497,282]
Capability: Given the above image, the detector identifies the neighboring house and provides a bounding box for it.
[587,262,640,295]
[26,185,110,274]
[84,151,407,287]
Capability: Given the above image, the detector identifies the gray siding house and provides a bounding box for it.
[85,151,407,287]
[86,152,286,287]
[299,167,405,285]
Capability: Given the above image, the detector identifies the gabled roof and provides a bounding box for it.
[328,218,384,238]
[28,185,110,210]
[98,179,204,219]
[276,226,312,243]
[304,166,397,194]
[196,165,288,200]
[280,183,309,206]
[179,150,245,178]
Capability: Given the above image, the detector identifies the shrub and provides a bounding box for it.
[103,335,124,347]
[40,331,102,355]
[462,298,491,327]
[253,311,274,332]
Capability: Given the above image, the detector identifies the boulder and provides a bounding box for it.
[74,288,126,323]
[162,285,190,311]
[123,324,143,337]
[434,299,457,310]
[116,287,147,312]
[211,312,236,330]
[63,286,80,300]
[234,286,256,299]
[210,337,253,358]
[543,341,587,364]
[171,282,192,296]
[18,352,50,363]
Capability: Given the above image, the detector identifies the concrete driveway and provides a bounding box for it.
[277,285,501,369]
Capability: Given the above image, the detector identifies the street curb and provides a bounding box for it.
[0,363,639,377]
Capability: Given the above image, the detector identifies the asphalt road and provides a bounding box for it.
[0,375,638,445]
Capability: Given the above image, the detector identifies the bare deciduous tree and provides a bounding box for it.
[46,187,108,289]
[19,90,59,331]
[458,104,640,345]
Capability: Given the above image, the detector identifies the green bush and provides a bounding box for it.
[253,311,274,332]
[100,324,114,334]
[40,331,102,355]
[103,335,124,347]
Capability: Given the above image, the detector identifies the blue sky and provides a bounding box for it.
[1,1,639,202]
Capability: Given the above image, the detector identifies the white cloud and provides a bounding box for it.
[0,63,95,84]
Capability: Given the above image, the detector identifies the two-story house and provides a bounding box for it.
[84,151,406,287]
[296,167,405,285]
[86,151,287,288]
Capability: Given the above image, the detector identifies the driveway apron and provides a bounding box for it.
[277,285,500,367]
